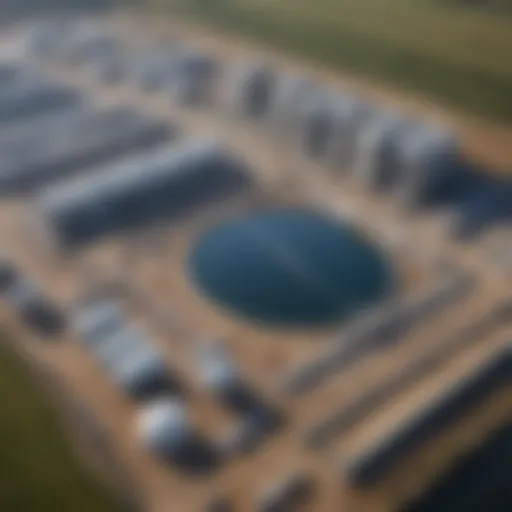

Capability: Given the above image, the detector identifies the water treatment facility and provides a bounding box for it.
[0,12,510,512]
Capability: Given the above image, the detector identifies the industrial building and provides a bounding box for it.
[38,140,253,247]
[0,14,509,512]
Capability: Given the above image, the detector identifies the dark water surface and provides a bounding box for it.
[189,209,392,327]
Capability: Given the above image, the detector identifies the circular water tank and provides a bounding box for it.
[189,208,393,327]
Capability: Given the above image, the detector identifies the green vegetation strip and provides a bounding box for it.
[0,343,118,512]
[148,0,512,123]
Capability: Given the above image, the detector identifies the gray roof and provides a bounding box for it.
[39,139,253,246]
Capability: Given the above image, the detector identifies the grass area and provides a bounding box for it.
[0,343,118,512]
[146,0,512,123]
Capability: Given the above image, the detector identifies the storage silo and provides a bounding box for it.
[138,398,189,456]
[137,399,219,472]
[355,113,411,190]
[127,44,188,92]
[168,51,220,106]
[393,126,460,209]
[269,74,319,140]
[327,96,374,172]
[38,140,253,248]
[299,91,338,161]
[224,61,276,120]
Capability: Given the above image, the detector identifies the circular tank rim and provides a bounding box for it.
[186,207,397,331]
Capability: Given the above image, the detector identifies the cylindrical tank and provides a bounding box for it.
[138,399,190,456]
[168,51,221,106]
[355,113,411,189]
[270,74,319,139]
[38,140,253,248]
[394,126,459,209]
[128,45,187,92]
[327,96,374,172]
[300,91,338,161]
[224,61,276,120]
[137,399,219,472]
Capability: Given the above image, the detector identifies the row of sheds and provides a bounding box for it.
[0,62,82,126]
[20,18,510,241]
[228,63,511,240]
[72,297,177,401]
[14,18,464,200]
[20,18,221,106]
[74,297,282,475]
[37,139,254,248]
[0,59,174,195]
[24,18,458,209]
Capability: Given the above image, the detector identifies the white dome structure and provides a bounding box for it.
[137,399,190,458]
[137,399,219,473]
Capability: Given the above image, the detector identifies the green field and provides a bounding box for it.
[147,0,512,123]
[0,343,118,512]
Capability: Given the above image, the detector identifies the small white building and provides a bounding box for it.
[137,398,190,458]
